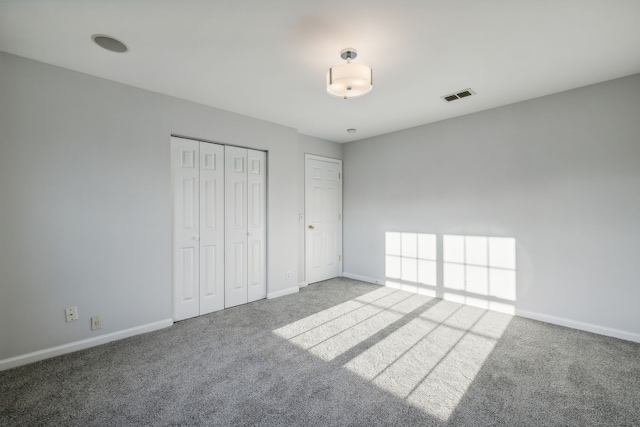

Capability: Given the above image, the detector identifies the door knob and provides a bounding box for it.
[308,225,315,229]
[192,236,200,241]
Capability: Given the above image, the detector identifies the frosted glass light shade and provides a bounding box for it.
[326,62,372,99]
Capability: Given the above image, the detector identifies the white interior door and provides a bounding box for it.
[172,138,200,321]
[225,146,248,308]
[199,142,225,314]
[247,150,267,302]
[305,155,342,285]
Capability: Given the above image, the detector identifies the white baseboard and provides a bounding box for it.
[0,318,174,371]
[516,309,640,343]
[267,286,299,299]
[298,282,308,288]
[342,272,383,285]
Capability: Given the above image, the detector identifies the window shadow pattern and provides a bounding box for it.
[274,286,512,421]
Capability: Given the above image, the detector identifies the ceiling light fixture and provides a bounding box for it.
[327,49,372,99]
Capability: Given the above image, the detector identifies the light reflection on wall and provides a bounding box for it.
[443,235,516,314]
[385,232,437,296]
[385,232,516,315]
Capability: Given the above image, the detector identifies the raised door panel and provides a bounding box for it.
[225,146,248,308]
[247,150,266,302]
[171,137,200,321]
[179,248,197,299]
[311,231,323,268]
[199,142,224,314]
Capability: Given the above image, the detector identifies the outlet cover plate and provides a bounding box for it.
[65,307,78,322]
[91,316,102,330]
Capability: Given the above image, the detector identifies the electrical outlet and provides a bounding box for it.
[286,271,291,279]
[65,307,78,322]
[91,316,102,330]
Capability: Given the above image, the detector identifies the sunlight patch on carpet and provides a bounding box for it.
[274,288,432,361]
[273,288,512,421]
[353,306,511,420]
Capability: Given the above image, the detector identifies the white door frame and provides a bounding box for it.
[304,154,343,285]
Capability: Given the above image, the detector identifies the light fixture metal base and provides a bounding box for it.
[340,48,357,60]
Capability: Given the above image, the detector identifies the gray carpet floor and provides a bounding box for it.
[1,277,639,426]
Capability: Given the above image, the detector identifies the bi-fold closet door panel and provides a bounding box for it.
[199,142,225,315]
[172,138,201,321]
[224,146,267,308]
[247,149,267,303]
[224,146,248,308]
[172,138,225,321]
[172,137,266,321]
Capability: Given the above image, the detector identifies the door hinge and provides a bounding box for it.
[338,172,341,179]
[338,255,342,262]
[338,213,341,220]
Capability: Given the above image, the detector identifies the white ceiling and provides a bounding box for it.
[1,1,639,143]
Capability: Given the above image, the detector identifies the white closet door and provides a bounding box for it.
[199,142,225,314]
[247,150,267,302]
[172,137,200,321]
[225,146,248,308]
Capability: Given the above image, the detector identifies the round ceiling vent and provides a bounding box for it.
[91,34,128,53]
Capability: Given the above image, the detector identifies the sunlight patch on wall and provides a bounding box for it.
[443,235,516,314]
[385,232,517,315]
[385,232,437,296]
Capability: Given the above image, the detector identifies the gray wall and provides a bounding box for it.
[0,52,303,361]
[343,74,640,341]
[296,134,343,284]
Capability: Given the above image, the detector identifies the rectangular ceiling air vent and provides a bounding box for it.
[442,88,476,102]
